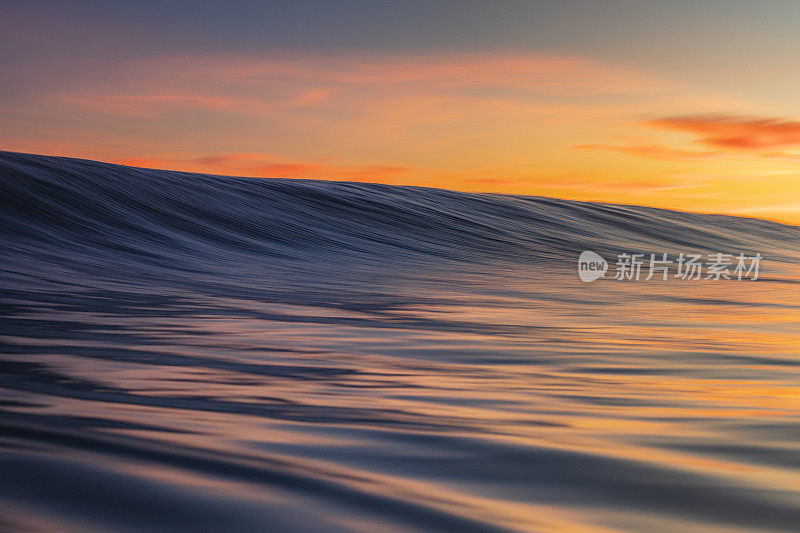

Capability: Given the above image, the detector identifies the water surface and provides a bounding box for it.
[1,151,800,532]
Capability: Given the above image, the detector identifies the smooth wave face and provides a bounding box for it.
[1,150,800,532]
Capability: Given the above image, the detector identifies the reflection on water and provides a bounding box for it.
[1,152,800,532]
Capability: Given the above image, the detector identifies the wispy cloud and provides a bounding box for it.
[579,114,800,162]
[529,175,705,194]
[46,52,668,121]
[575,143,725,161]
[113,153,409,181]
[648,114,800,150]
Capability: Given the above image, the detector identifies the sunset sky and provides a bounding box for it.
[3,1,800,223]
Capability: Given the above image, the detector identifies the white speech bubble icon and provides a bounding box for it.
[578,251,608,282]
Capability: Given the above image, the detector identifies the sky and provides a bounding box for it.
[3,0,800,224]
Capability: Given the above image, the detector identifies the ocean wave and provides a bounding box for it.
[1,151,800,532]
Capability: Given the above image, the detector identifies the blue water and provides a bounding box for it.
[1,151,800,532]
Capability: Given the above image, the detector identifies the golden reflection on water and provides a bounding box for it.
[2,269,799,532]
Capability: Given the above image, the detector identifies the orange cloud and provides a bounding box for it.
[648,114,800,150]
[56,93,271,118]
[575,143,725,161]
[140,52,661,93]
[578,114,800,162]
[48,52,668,121]
[529,175,704,194]
[114,153,409,181]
